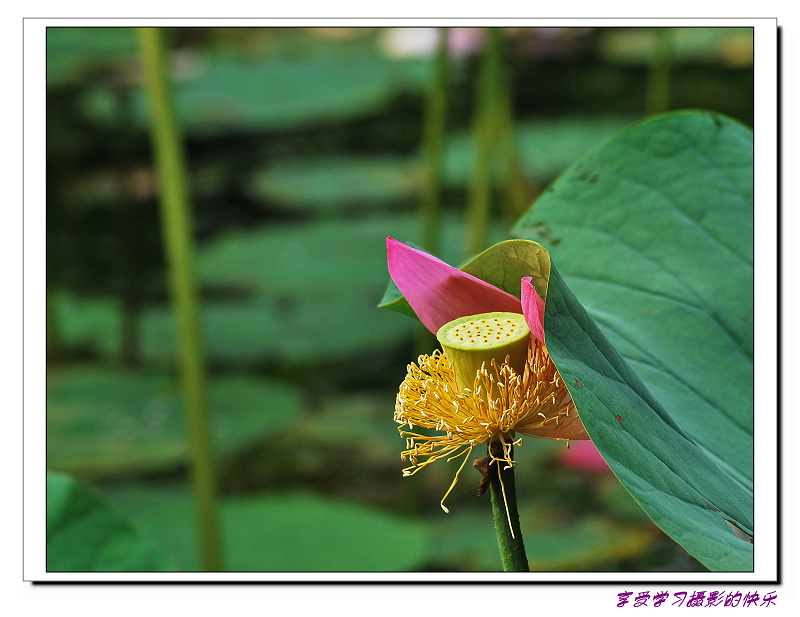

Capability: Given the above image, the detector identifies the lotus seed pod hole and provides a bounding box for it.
[436,312,531,393]
[446,316,526,349]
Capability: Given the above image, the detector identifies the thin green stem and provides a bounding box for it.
[413,28,450,364]
[495,52,537,223]
[419,27,449,255]
[465,27,502,259]
[488,445,529,571]
[137,27,223,572]
[646,28,673,115]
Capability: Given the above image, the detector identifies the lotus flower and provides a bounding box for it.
[387,238,589,512]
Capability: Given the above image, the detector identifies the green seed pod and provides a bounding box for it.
[436,312,530,393]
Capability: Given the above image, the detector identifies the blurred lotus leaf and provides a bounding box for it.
[103,485,432,571]
[47,368,302,478]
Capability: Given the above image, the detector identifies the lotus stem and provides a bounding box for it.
[487,442,529,571]
[420,27,449,254]
[465,27,502,259]
[137,26,223,572]
[646,28,673,115]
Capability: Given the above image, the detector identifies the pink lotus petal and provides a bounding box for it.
[520,276,546,344]
[386,238,522,334]
[559,440,610,473]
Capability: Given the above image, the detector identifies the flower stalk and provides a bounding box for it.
[465,28,502,258]
[420,27,449,254]
[137,27,223,572]
[483,442,529,571]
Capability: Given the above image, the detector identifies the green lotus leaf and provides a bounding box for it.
[513,110,754,571]
[47,472,172,572]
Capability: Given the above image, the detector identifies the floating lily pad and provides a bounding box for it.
[49,292,122,357]
[246,118,642,214]
[140,293,413,365]
[47,472,173,571]
[442,116,640,187]
[49,287,413,366]
[195,216,415,297]
[196,213,504,297]
[249,156,421,212]
[51,283,414,366]
[83,52,431,133]
[46,27,139,88]
[103,485,432,571]
[47,368,302,478]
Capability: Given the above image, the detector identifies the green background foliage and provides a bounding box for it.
[45,26,754,574]
[47,368,302,477]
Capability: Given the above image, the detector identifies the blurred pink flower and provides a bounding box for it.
[447,28,485,57]
[559,439,610,474]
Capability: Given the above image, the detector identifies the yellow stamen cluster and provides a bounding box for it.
[395,337,586,512]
